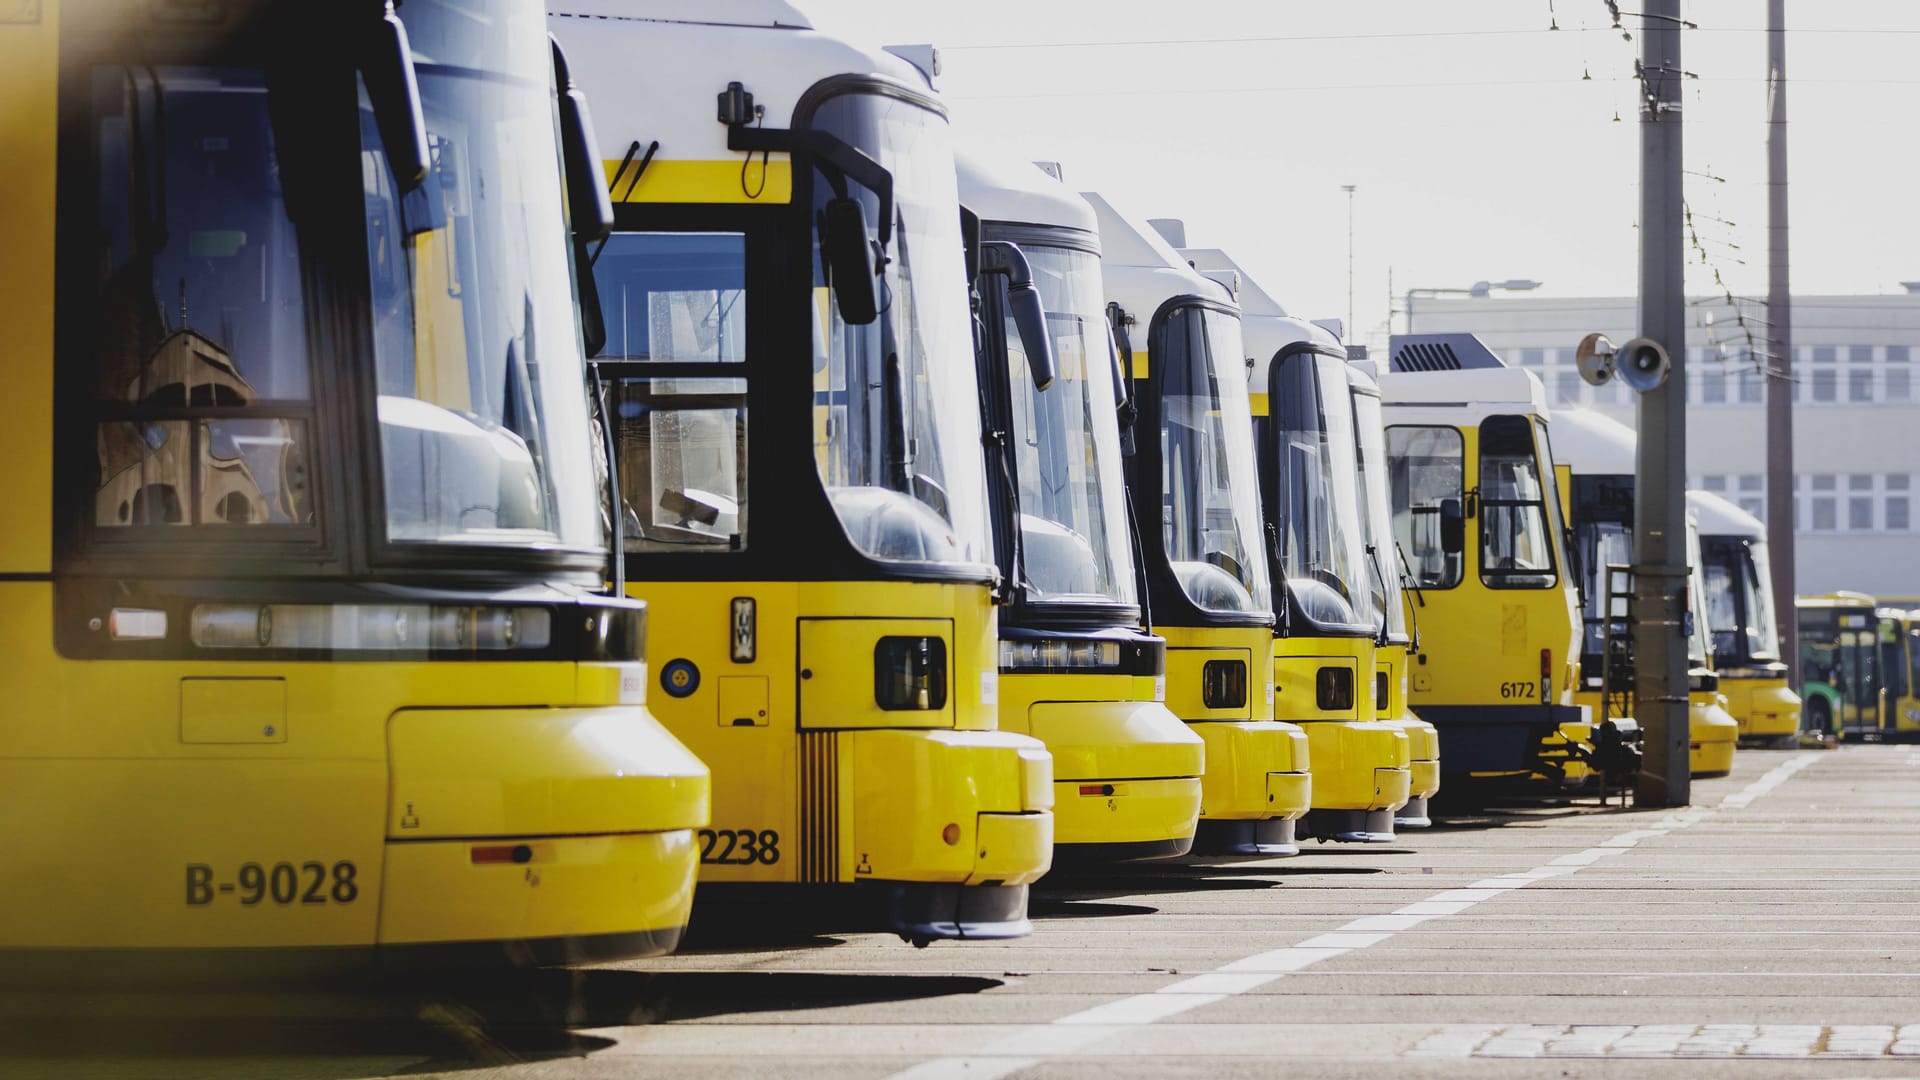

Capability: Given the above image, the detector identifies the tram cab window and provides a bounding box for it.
[1269,349,1367,630]
[590,232,749,552]
[1157,306,1269,614]
[1386,425,1464,589]
[1881,620,1912,702]
[358,27,600,552]
[1478,415,1556,589]
[86,66,317,533]
[996,246,1132,605]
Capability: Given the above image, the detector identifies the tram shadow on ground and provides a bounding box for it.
[1032,859,1385,911]
[0,968,1001,1078]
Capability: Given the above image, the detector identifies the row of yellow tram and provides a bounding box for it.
[1,0,1796,971]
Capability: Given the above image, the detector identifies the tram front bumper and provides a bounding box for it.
[1191,720,1312,820]
[1301,721,1413,812]
[1734,680,1803,741]
[845,729,1055,889]
[381,704,710,962]
[1690,698,1741,777]
[1030,699,1204,861]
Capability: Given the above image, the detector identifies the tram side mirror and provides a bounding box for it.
[362,6,430,191]
[823,196,880,325]
[1439,498,1465,555]
[980,241,1055,390]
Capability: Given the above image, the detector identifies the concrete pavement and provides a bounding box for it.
[7,743,1920,1078]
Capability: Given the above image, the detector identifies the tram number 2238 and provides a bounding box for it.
[186,861,358,906]
[699,828,779,865]
[1498,680,1538,700]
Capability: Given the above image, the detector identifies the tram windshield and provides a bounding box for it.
[1686,522,1711,666]
[1159,306,1271,614]
[1701,534,1783,666]
[1478,416,1556,588]
[809,93,993,569]
[1353,390,1409,641]
[998,244,1134,606]
[1268,349,1370,633]
[78,0,601,557]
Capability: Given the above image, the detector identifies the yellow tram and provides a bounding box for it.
[1380,337,1603,793]
[1550,408,1738,777]
[1348,363,1443,827]
[958,150,1204,862]
[554,3,1054,942]
[2,0,711,969]
[1089,195,1312,855]
[1171,249,1411,842]
[1689,490,1802,746]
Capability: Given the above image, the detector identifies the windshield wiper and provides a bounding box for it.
[1394,538,1424,651]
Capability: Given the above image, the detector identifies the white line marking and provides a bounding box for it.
[887,753,1821,1080]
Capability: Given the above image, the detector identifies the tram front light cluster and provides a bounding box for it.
[874,636,947,711]
[189,603,554,652]
[997,638,1123,673]
[1201,659,1248,710]
[1315,666,1355,712]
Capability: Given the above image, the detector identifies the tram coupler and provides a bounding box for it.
[1394,795,1433,829]
[886,883,1033,947]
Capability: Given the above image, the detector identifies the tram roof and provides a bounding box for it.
[1378,365,1550,420]
[1687,489,1765,541]
[1796,590,1879,610]
[956,146,1098,238]
[1085,192,1235,320]
[551,3,932,170]
[1177,248,1290,319]
[1547,407,1636,476]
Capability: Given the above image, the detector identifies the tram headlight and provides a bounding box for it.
[189,603,553,653]
[997,639,1123,673]
[1315,666,1355,712]
[874,636,947,711]
[1201,659,1248,710]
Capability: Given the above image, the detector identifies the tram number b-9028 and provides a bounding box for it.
[1498,681,1538,700]
[186,862,359,906]
[698,829,780,866]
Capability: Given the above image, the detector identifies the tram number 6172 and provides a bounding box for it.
[698,828,779,865]
[186,861,359,906]
[1498,681,1537,700]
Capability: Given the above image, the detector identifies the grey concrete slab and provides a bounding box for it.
[16,745,1920,1080]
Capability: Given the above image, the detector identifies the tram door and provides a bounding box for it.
[1836,627,1879,733]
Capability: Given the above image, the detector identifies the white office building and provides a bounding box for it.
[1406,291,1920,598]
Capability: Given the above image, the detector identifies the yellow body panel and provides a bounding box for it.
[1277,633,1411,812]
[626,579,1052,886]
[380,831,697,946]
[1051,777,1204,847]
[1004,670,1204,850]
[1,585,707,951]
[1161,624,1311,820]
[1688,692,1741,777]
[1722,675,1803,739]
[603,157,793,204]
[1377,644,1441,799]
[0,5,55,574]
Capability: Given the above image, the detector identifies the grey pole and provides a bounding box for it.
[1343,184,1358,341]
[1633,0,1691,806]
[1765,0,1798,687]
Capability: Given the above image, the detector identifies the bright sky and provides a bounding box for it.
[801,0,1920,354]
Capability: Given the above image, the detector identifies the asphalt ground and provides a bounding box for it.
[7,742,1920,1079]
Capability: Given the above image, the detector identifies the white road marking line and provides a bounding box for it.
[1410,1021,1913,1059]
[887,753,1821,1080]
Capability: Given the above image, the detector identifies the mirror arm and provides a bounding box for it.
[728,124,894,247]
[979,241,1056,391]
